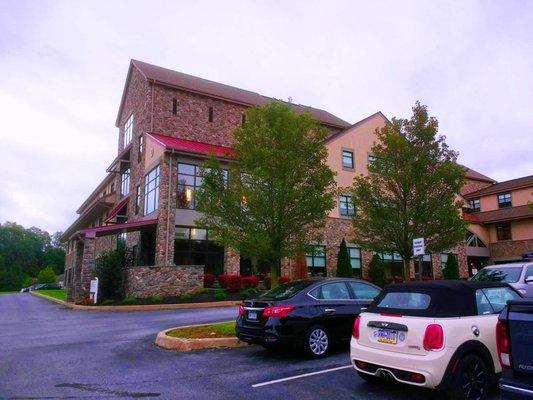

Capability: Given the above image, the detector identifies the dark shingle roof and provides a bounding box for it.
[465,204,532,224]
[464,175,533,198]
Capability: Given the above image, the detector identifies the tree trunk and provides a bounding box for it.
[403,258,411,282]
[270,262,279,289]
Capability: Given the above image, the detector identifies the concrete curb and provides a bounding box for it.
[155,323,248,351]
[30,291,241,312]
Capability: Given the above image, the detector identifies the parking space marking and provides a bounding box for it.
[252,364,352,388]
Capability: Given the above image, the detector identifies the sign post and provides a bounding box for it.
[413,238,425,281]
[90,277,99,305]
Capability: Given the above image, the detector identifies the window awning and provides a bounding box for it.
[148,132,236,158]
[81,219,157,238]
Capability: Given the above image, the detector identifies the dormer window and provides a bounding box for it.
[124,114,133,147]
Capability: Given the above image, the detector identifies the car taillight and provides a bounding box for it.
[496,320,510,368]
[423,324,444,351]
[238,305,245,316]
[352,315,361,339]
[262,304,294,318]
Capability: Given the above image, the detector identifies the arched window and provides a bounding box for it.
[466,231,487,248]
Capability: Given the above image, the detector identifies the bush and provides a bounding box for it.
[95,247,132,301]
[21,275,34,288]
[214,289,228,301]
[368,254,387,287]
[122,295,136,305]
[218,274,242,292]
[279,276,291,285]
[180,293,192,301]
[204,273,215,288]
[37,266,56,284]
[76,294,93,306]
[442,253,459,280]
[101,299,115,305]
[152,295,164,304]
[336,239,352,277]
[240,289,252,298]
[241,276,260,289]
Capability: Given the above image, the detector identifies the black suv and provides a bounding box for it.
[236,278,381,358]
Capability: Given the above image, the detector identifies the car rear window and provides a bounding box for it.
[472,267,522,283]
[376,292,431,310]
[475,287,521,314]
[259,280,315,300]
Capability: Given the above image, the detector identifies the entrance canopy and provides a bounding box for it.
[81,219,157,238]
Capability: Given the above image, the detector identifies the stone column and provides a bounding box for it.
[432,253,443,279]
[155,154,176,267]
[67,240,85,302]
[75,236,96,302]
[361,250,374,279]
[224,248,240,274]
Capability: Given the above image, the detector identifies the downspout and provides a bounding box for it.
[165,151,173,266]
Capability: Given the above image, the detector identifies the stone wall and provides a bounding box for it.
[124,265,204,298]
[490,239,533,261]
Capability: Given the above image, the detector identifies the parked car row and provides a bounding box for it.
[20,283,62,292]
[236,258,533,400]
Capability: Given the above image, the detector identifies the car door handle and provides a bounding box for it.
[324,308,336,312]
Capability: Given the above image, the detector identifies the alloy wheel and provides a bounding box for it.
[309,328,329,355]
[460,359,486,400]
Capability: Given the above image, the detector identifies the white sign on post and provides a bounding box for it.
[90,277,99,304]
[413,237,425,257]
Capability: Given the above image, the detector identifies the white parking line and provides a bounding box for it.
[252,364,352,388]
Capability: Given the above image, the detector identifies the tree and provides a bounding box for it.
[368,253,387,287]
[95,245,132,301]
[336,238,352,277]
[43,247,66,275]
[442,252,460,279]
[196,101,336,287]
[351,103,467,281]
[37,266,56,284]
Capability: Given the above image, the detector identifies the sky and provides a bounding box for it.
[1,0,532,233]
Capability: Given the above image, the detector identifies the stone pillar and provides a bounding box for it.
[455,242,469,278]
[74,236,96,302]
[155,154,176,267]
[224,248,240,274]
[432,253,443,279]
[361,250,374,280]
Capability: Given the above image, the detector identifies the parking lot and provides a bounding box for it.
[0,293,499,400]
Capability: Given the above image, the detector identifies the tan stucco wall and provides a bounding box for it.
[468,223,491,245]
[479,187,532,212]
[145,135,165,172]
[487,219,533,243]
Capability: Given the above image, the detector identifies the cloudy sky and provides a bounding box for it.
[1,0,532,233]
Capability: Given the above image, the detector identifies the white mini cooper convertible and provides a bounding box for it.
[350,280,521,400]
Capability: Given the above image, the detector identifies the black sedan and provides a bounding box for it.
[236,277,381,358]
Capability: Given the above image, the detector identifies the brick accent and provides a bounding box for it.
[490,239,533,261]
[124,265,203,298]
[224,248,240,274]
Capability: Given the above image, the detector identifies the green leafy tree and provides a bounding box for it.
[336,238,352,277]
[37,266,56,284]
[442,252,460,279]
[95,245,132,301]
[351,102,467,281]
[43,247,66,275]
[368,253,387,287]
[196,101,336,287]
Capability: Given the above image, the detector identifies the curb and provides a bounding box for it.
[30,291,241,312]
[155,323,248,351]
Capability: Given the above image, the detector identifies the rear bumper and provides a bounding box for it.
[236,319,302,347]
[350,338,452,388]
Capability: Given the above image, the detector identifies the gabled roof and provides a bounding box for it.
[148,132,236,158]
[116,59,351,129]
[323,111,389,143]
[464,175,533,198]
[463,166,495,184]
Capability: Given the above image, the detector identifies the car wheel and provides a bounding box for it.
[448,354,489,400]
[304,325,330,358]
[357,370,380,384]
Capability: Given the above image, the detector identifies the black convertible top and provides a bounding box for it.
[367,280,514,317]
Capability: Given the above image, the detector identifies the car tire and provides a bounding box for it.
[304,325,330,358]
[447,354,489,400]
[357,370,381,384]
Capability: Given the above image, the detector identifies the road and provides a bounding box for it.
[0,293,499,400]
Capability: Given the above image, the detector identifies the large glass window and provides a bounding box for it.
[466,231,487,247]
[124,114,133,147]
[414,254,433,278]
[120,168,130,197]
[348,281,380,299]
[144,166,160,215]
[342,150,354,169]
[173,227,224,274]
[177,163,227,209]
[496,223,512,241]
[381,252,403,277]
[469,198,481,212]
[347,246,362,274]
[339,195,355,217]
[497,193,512,208]
[306,245,326,276]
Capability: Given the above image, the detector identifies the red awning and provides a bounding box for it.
[148,132,236,158]
[81,219,157,238]
[104,196,130,223]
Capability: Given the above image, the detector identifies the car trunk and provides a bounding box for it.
[241,299,273,328]
[357,312,431,356]
[508,302,533,375]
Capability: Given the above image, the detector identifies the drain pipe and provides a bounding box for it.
[165,153,173,266]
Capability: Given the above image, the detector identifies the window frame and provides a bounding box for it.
[341,149,354,169]
[306,245,327,276]
[347,246,362,273]
[124,114,133,147]
[496,222,512,241]
[339,195,355,217]
[120,168,130,197]
[469,198,481,212]
[177,163,228,210]
[497,193,512,208]
[144,165,160,215]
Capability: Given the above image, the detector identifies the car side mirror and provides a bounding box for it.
[525,277,533,284]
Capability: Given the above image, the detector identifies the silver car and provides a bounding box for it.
[471,261,533,297]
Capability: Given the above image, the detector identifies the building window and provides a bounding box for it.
[120,168,130,197]
[496,222,512,241]
[306,245,326,276]
[466,231,487,247]
[342,150,354,169]
[381,252,403,277]
[208,107,213,122]
[339,195,355,216]
[172,98,178,114]
[415,254,433,278]
[135,185,141,215]
[368,154,377,167]
[241,113,246,125]
[124,114,133,147]
[144,166,160,215]
[173,227,224,272]
[347,246,362,275]
[497,193,512,208]
[177,163,227,209]
[117,232,127,248]
[469,198,481,212]
[138,134,144,163]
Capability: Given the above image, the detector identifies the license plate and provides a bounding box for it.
[376,329,398,344]
[247,311,258,320]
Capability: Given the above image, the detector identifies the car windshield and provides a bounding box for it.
[376,292,431,310]
[259,280,315,300]
[472,267,522,283]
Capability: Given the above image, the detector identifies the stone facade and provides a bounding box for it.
[490,239,533,261]
[124,265,203,298]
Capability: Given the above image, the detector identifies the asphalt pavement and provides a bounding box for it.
[0,293,499,400]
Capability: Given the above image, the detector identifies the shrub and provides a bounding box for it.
[37,266,56,284]
[76,294,93,306]
[218,274,242,292]
[214,289,228,301]
[95,246,132,301]
[240,289,252,298]
[101,299,115,305]
[368,254,387,287]
[204,273,215,288]
[279,276,291,285]
[180,293,192,301]
[442,253,460,280]
[122,295,136,305]
[21,275,34,288]
[241,276,260,289]
[336,239,352,277]
[152,295,164,304]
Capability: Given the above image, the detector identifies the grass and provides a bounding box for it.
[34,289,67,302]
[166,321,236,339]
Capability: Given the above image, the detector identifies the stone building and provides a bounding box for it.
[61,59,526,302]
